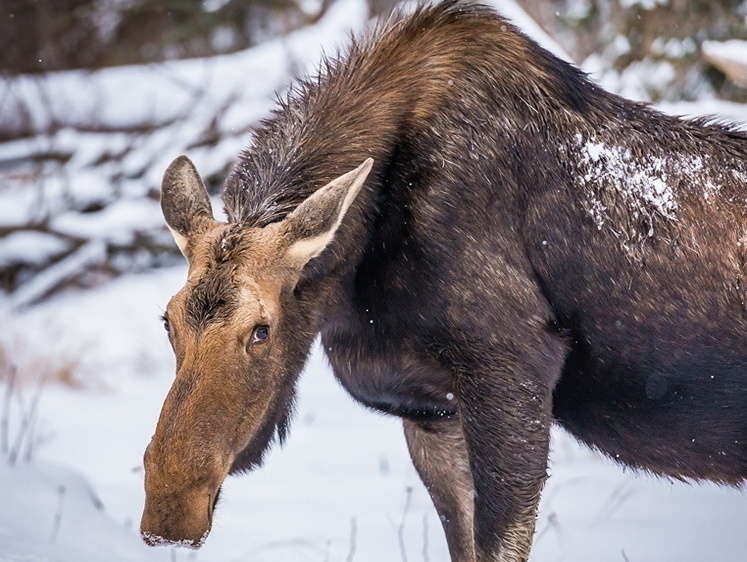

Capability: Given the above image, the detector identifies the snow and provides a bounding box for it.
[2,1,747,561]
[0,232,71,269]
[658,98,747,126]
[702,39,747,88]
[571,125,745,234]
[485,0,574,63]
[9,240,108,309]
[702,40,747,68]
[575,134,678,231]
[0,460,169,562]
[619,0,669,9]
[0,0,368,140]
[651,36,697,59]
[585,57,678,102]
[3,266,448,561]
[0,0,370,301]
[5,267,746,562]
[51,199,164,243]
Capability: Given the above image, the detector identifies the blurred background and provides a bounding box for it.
[1,0,747,307]
[1,1,746,561]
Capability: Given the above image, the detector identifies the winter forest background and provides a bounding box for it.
[1,0,747,561]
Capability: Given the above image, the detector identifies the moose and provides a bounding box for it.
[140,2,747,560]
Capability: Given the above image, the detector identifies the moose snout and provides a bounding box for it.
[140,363,238,549]
[140,486,217,549]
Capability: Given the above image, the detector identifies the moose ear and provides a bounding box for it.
[281,158,373,266]
[160,156,215,255]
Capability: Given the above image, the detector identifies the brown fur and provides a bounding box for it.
[141,3,747,560]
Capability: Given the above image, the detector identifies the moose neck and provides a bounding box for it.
[221,6,626,306]
[222,10,538,277]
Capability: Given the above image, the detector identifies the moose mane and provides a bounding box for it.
[220,0,631,229]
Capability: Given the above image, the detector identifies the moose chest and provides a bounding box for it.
[321,310,457,420]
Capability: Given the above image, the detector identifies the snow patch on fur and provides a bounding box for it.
[571,133,729,236]
[576,133,677,233]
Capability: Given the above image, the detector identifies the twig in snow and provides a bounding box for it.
[7,377,44,465]
[50,485,66,544]
[622,549,631,562]
[534,511,562,547]
[422,514,429,562]
[7,385,29,465]
[387,485,413,562]
[592,483,635,527]
[1,365,16,455]
[345,516,357,562]
[23,377,45,463]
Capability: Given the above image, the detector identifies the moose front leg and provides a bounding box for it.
[458,361,559,562]
[404,417,476,561]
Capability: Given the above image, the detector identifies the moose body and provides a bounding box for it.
[141,2,747,560]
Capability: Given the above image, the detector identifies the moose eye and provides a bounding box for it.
[250,325,270,346]
[162,315,171,336]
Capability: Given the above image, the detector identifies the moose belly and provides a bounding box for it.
[322,334,457,420]
[552,343,747,481]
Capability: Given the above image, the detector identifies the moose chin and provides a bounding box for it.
[140,2,747,561]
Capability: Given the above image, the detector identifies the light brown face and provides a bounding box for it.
[140,156,373,547]
[141,223,287,547]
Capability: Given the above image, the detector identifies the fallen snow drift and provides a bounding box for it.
[0,460,169,562]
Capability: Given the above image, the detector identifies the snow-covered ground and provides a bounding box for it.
[3,266,747,562]
[2,0,747,561]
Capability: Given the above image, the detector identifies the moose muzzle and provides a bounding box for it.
[139,366,234,548]
[141,482,219,548]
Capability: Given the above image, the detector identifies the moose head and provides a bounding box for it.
[140,155,373,547]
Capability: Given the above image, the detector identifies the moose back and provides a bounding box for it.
[140,2,747,561]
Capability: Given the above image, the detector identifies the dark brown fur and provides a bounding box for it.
[142,3,747,560]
